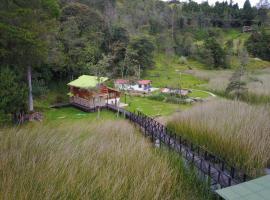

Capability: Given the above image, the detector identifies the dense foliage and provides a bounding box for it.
[0,0,270,120]
[246,31,270,61]
[0,67,27,123]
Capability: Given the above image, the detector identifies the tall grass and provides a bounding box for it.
[186,68,270,104]
[167,99,270,175]
[0,120,209,200]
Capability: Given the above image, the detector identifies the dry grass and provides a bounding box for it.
[0,120,208,200]
[247,68,270,96]
[186,68,270,103]
[185,69,232,92]
[167,99,270,175]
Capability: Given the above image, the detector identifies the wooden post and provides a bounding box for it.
[208,163,211,177]
[243,174,247,182]
[230,167,235,179]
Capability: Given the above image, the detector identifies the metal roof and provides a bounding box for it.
[67,75,108,89]
[216,175,270,200]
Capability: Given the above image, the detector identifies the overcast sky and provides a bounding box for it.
[162,0,259,8]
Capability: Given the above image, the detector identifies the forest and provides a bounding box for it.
[1,1,270,199]
[0,0,270,120]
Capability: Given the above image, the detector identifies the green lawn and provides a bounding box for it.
[189,90,212,98]
[144,54,207,89]
[121,95,190,116]
[45,107,118,122]
[230,56,270,69]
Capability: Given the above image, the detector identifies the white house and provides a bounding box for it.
[115,79,158,92]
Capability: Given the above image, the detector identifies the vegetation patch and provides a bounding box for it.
[167,99,270,176]
[144,54,207,89]
[0,120,210,200]
[121,95,190,117]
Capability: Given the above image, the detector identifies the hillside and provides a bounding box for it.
[0,0,270,199]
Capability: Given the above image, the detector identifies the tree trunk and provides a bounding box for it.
[27,65,34,112]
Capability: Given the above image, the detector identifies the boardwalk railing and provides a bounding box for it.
[107,104,250,190]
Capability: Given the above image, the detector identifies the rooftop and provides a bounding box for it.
[115,79,129,84]
[137,80,151,85]
[216,175,270,200]
[67,75,108,89]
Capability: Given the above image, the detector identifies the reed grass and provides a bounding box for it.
[0,120,209,200]
[186,68,270,104]
[167,99,270,175]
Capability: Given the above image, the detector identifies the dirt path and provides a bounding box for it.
[190,89,217,97]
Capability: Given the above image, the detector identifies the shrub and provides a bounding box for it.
[179,56,188,65]
[147,93,166,101]
[165,95,188,104]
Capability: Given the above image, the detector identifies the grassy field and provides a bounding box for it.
[186,65,270,104]
[121,95,190,116]
[144,54,207,89]
[0,119,211,200]
[45,107,118,122]
[167,99,270,176]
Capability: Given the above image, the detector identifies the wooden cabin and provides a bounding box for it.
[68,75,121,111]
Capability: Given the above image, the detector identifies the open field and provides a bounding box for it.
[144,54,207,89]
[167,99,270,176]
[185,66,270,103]
[121,95,190,116]
[0,120,211,200]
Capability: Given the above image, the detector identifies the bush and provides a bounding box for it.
[179,56,188,65]
[246,31,270,61]
[147,93,166,101]
[165,96,186,104]
[33,79,48,97]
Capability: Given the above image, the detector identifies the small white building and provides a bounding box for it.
[115,79,158,93]
[115,79,130,90]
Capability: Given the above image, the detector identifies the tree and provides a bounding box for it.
[127,36,155,72]
[246,30,270,61]
[0,0,59,112]
[60,2,105,78]
[204,37,227,68]
[0,67,27,122]
[226,49,249,99]
[242,0,255,25]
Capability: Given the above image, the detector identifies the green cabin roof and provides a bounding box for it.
[216,175,270,200]
[67,75,108,89]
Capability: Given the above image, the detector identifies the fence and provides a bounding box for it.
[107,104,250,191]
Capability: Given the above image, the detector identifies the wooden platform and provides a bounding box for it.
[71,102,106,112]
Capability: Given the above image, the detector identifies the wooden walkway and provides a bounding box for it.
[107,104,250,191]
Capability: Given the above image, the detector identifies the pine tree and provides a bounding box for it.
[226,49,249,99]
